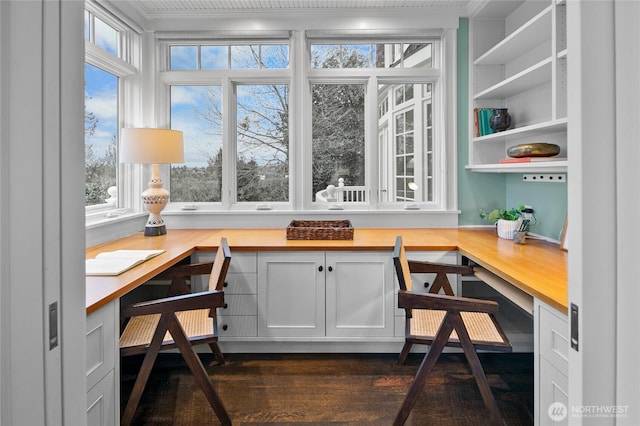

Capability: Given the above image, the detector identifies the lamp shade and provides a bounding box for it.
[120,128,184,164]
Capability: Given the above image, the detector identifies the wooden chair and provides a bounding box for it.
[396,245,476,364]
[393,236,511,426]
[119,237,232,426]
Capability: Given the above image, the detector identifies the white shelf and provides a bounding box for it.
[474,57,552,100]
[475,6,552,66]
[469,0,567,174]
[465,160,568,173]
[472,118,568,143]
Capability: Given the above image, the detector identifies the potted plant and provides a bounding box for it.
[479,205,526,240]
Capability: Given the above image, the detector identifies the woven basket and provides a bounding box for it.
[286,220,354,240]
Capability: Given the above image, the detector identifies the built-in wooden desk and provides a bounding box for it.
[86,228,567,314]
[86,229,210,314]
[192,228,567,313]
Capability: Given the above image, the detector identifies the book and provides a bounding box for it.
[474,107,496,137]
[473,107,480,137]
[499,157,567,164]
[85,249,165,276]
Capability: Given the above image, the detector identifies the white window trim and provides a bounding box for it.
[153,27,457,213]
[304,36,447,211]
[84,3,141,225]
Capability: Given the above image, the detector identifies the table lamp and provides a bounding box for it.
[120,128,184,236]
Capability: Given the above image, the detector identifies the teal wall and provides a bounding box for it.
[456,18,567,240]
[506,175,567,241]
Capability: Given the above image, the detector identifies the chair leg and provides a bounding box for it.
[209,342,226,365]
[168,318,232,426]
[394,316,454,426]
[398,340,413,364]
[121,315,170,426]
[450,313,505,426]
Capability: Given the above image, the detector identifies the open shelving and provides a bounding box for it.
[468,0,567,173]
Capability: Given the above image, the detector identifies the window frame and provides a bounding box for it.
[304,35,446,211]
[84,2,139,223]
[156,29,455,213]
[157,38,294,212]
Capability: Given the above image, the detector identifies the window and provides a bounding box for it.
[84,5,137,216]
[311,42,431,69]
[169,43,289,70]
[84,64,118,207]
[378,83,433,203]
[311,83,365,201]
[170,85,223,203]
[236,84,289,202]
[309,37,441,208]
[161,31,447,211]
[163,39,291,207]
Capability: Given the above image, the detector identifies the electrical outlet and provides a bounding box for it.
[522,174,566,183]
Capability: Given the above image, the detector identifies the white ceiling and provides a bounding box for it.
[124,0,473,17]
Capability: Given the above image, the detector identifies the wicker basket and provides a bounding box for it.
[286,220,354,240]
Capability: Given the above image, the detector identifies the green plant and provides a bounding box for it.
[479,204,526,223]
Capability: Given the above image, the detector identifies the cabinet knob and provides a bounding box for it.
[328,266,333,272]
[222,324,228,331]
[424,282,430,288]
[223,303,228,309]
[318,265,323,272]
[223,281,228,287]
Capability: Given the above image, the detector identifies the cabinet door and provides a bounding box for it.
[86,301,116,396]
[325,251,394,337]
[539,358,568,426]
[86,301,117,426]
[86,370,116,426]
[257,252,325,337]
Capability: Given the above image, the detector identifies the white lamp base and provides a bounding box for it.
[142,164,169,237]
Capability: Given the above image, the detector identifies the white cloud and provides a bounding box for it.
[86,91,117,121]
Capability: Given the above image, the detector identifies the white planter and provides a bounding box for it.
[496,218,523,240]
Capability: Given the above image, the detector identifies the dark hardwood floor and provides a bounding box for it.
[121,352,534,425]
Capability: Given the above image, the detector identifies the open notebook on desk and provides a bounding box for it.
[85,249,165,276]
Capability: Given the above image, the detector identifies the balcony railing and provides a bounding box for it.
[316,178,367,203]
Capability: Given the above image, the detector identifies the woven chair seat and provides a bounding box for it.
[409,309,506,346]
[120,309,213,349]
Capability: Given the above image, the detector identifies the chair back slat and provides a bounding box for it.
[208,237,231,292]
[393,236,413,291]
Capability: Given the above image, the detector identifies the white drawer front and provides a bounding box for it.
[195,251,257,273]
[219,294,257,316]
[86,302,116,390]
[224,272,257,294]
[217,315,258,337]
[540,303,569,374]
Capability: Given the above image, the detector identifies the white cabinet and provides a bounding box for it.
[325,252,394,338]
[257,251,326,337]
[193,251,258,337]
[535,298,569,425]
[468,0,567,173]
[86,300,118,426]
[257,251,394,339]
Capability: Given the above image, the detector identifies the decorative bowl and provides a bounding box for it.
[507,143,561,158]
